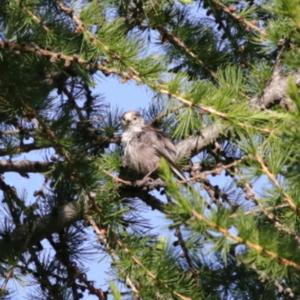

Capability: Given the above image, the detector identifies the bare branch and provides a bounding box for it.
[250,69,300,110]
[0,160,52,173]
[0,143,50,157]
[0,202,83,260]
[176,123,225,160]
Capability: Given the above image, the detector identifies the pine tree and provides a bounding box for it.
[0,0,300,299]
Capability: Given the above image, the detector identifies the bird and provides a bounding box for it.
[121,110,184,180]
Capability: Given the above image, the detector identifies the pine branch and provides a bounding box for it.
[255,154,298,212]
[48,235,108,300]
[27,4,272,133]
[70,264,107,300]
[0,159,52,173]
[0,267,14,293]
[53,0,85,33]
[174,227,201,283]
[0,142,50,156]
[242,182,300,245]
[176,123,225,160]
[0,41,275,135]
[249,263,295,298]
[16,0,50,32]
[155,25,217,78]
[29,248,63,297]
[47,236,84,299]
[230,203,289,218]
[61,86,85,121]
[87,215,195,300]
[126,247,192,300]
[208,0,266,37]
[215,163,300,245]
[0,40,91,70]
[251,67,300,110]
[0,201,83,260]
[191,210,300,271]
[0,176,26,225]
[86,216,142,299]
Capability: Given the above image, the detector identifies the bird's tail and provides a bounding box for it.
[154,146,186,182]
[170,165,186,181]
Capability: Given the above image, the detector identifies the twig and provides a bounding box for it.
[209,0,266,37]
[255,154,298,212]
[0,39,274,134]
[48,3,274,134]
[243,183,300,245]
[155,25,217,78]
[86,216,141,299]
[175,227,201,285]
[0,202,83,260]
[192,210,300,270]
[88,216,192,300]
[229,203,289,218]
[0,267,14,291]
[17,1,50,32]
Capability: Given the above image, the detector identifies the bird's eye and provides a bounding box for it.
[133,117,137,120]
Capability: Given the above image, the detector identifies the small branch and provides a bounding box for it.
[74,265,107,300]
[88,216,192,300]
[182,159,242,184]
[0,267,14,291]
[0,201,83,260]
[53,0,85,33]
[243,183,300,245]
[155,25,216,78]
[176,123,225,160]
[0,159,52,173]
[251,69,300,110]
[0,41,275,134]
[175,227,201,284]
[119,186,166,212]
[104,170,165,189]
[0,142,50,156]
[249,263,295,298]
[255,154,298,212]
[0,176,26,225]
[191,210,300,271]
[29,249,59,296]
[17,1,50,32]
[222,167,300,245]
[209,0,266,37]
[49,234,107,300]
[86,216,142,299]
[230,204,288,218]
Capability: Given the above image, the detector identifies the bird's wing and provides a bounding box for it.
[140,126,177,162]
[138,126,185,180]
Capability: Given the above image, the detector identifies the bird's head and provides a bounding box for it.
[121,111,145,129]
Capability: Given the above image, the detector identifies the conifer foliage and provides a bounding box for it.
[0,0,300,299]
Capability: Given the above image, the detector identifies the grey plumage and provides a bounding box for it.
[121,111,182,178]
